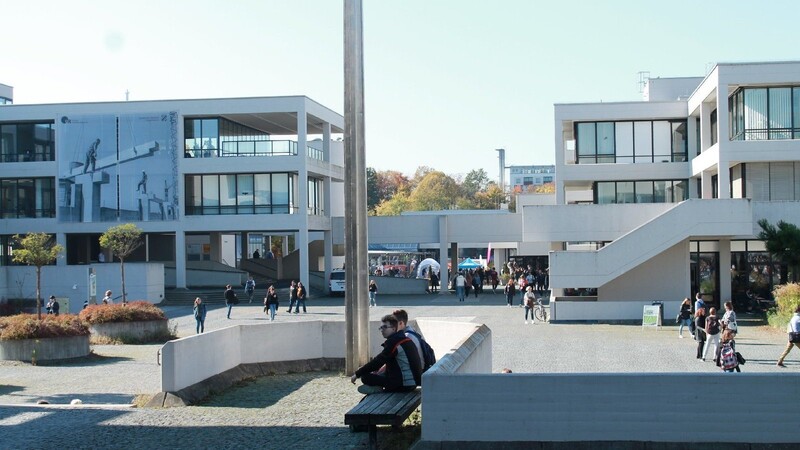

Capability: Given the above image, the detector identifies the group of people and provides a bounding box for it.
[350,309,434,394]
[683,294,741,372]
[221,279,308,321]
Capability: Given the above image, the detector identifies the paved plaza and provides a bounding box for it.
[1,292,796,449]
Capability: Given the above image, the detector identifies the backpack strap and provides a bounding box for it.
[391,338,412,355]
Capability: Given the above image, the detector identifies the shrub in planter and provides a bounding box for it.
[0,314,90,362]
[79,301,167,324]
[79,301,171,344]
[0,314,89,340]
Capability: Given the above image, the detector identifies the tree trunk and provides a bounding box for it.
[120,257,127,304]
[36,266,42,320]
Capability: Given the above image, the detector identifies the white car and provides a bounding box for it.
[329,269,345,295]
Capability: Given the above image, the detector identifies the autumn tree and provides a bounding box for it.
[462,169,490,197]
[407,171,461,211]
[12,233,64,320]
[100,223,143,304]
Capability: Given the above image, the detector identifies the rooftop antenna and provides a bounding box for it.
[125,90,130,101]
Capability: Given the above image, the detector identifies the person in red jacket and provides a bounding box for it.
[350,314,423,394]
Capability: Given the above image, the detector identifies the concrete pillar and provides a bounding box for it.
[450,241,458,283]
[209,232,222,263]
[344,0,371,373]
[701,171,713,199]
[175,231,187,289]
[323,122,331,163]
[56,232,67,266]
[324,230,333,282]
[700,101,712,154]
[297,110,310,290]
[438,215,449,295]
[719,239,732,306]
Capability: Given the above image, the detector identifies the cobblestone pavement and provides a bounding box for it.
[1,291,797,449]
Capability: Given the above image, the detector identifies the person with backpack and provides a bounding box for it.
[716,329,739,372]
[393,309,437,372]
[721,301,738,336]
[224,284,237,319]
[703,307,722,361]
[694,307,707,359]
[244,275,256,303]
[350,314,423,394]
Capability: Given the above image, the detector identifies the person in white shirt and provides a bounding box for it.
[777,305,800,367]
[102,290,113,305]
[454,271,466,302]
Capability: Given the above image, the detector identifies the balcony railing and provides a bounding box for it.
[185,140,299,158]
[307,146,324,161]
[731,128,800,141]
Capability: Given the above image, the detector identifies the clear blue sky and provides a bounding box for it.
[2,0,799,182]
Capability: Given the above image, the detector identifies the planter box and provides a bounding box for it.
[90,320,169,341]
[0,335,90,361]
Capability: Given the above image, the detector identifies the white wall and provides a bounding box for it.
[421,373,800,444]
[599,240,689,304]
[1,262,165,313]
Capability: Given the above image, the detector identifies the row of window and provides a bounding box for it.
[0,122,55,162]
[576,120,688,164]
[185,173,295,215]
[730,86,800,141]
[595,179,688,204]
[0,177,56,218]
[184,117,271,157]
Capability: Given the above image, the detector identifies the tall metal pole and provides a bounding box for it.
[344,0,370,374]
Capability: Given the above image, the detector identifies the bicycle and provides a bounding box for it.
[534,299,548,322]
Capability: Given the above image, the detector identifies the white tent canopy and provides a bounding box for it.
[416,258,440,278]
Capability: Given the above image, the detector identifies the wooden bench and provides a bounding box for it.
[344,389,421,450]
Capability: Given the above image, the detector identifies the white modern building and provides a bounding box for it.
[508,164,554,192]
[541,61,800,320]
[0,91,344,310]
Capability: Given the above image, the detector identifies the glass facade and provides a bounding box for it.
[184,117,295,158]
[731,240,782,305]
[0,122,56,162]
[730,86,800,140]
[690,241,720,309]
[595,179,688,204]
[0,177,55,218]
[307,177,324,215]
[576,120,687,164]
[185,173,295,215]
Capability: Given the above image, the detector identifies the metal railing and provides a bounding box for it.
[184,140,299,158]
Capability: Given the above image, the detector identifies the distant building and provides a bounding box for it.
[508,164,554,191]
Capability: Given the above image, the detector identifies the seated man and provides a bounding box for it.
[350,314,423,394]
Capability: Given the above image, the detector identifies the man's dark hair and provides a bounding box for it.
[381,314,398,328]
[392,309,408,323]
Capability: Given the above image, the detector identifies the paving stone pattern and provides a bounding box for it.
[1,292,797,449]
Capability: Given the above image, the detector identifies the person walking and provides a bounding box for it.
[504,278,516,307]
[193,297,207,334]
[524,286,537,324]
[490,268,499,293]
[430,271,439,293]
[102,290,113,305]
[245,275,256,303]
[454,271,466,302]
[678,297,693,338]
[703,307,722,361]
[721,301,738,336]
[294,281,307,313]
[777,305,800,367]
[224,284,237,319]
[471,272,481,298]
[368,280,378,307]
[694,308,707,359]
[287,280,297,312]
[264,285,279,321]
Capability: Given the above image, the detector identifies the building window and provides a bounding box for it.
[185,173,296,215]
[576,120,687,164]
[307,177,324,215]
[0,122,56,162]
[0,177,55,218]
[729,86,800,140]
[594,179,688,204]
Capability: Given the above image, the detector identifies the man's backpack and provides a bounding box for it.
[406,329,437,372]
[719,343,738,370]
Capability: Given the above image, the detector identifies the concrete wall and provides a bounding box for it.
[1,263,165,313]
[420,373,800,444]
[368,276,429,294]
[416,319,492,375]
[0,335,90,361]
[551,298,682,323]
[599,240,689,304]
[164,266,245,288]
